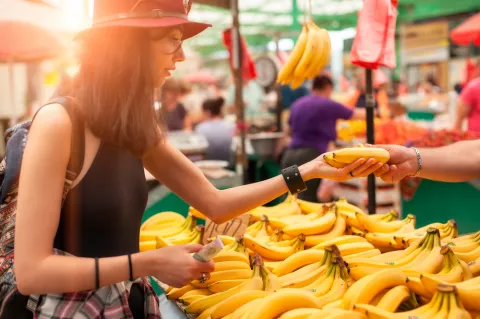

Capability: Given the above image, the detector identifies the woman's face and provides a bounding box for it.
[150,27,186,87]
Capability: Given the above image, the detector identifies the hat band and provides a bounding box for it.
[93,9,188,26]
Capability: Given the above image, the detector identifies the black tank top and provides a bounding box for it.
[54,142,148,258]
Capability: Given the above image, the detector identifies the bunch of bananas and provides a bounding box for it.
[139,213,202,251]
[276,21,331,89]
[145,197,480,318]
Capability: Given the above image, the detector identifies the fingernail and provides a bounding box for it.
[383,165,388,170]
[360,158,365,163]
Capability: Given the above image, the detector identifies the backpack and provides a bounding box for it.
[0,97,85,316]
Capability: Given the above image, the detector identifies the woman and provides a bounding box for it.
[195,97,234,162]
[12,1,379,318]
[160,78,192,131]
[281,75,373,202]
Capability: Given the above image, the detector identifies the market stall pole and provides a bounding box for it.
[230,0,248,184]
[350,0,398,214]
[365,69,376,214]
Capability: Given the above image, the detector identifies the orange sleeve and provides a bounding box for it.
[377,89,390,119]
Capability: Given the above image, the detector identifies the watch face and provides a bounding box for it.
[255,56,279,88]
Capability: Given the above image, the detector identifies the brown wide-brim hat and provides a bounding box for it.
[84,0,211,40]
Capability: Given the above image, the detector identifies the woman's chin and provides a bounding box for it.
[156,77,166,88]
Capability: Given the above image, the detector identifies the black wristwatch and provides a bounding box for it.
[281,165,307,195]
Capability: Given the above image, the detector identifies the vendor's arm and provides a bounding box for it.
[373,141,480,183]
[144,139,380,224]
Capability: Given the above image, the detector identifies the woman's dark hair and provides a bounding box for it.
[58,27,161,156]
[312,75,334,91]
[202,97,225,117]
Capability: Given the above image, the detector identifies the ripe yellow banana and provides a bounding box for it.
[453,245,480,264]
[190,269,252,288]
[294,22,321,79]
[140,211,185,231]
[323,152,348,168]
[279,246,335,285]
[243,234,305,261]
[283,206,336,236]
[323,299,345,309]
[277,26,308,84]
[375,285,410,312]
[343,249,382,263]
[149,215,196,237]
[343,269,408,310]
[210,290,270,319]
[247,288,321,319]
[273,249,325,276]
[213,261,251,272]
[228,298,266,319]
[250,199,301,221]
[277,308,324,319]
[303,216,346,247]
[331,147,390,164]
[207,279,245,293]
[297,199,328,214]
[167,284,195,300]
[468,256,480,276]
[139,240,156,252]
[311,235,366,250]
[316,259,350,307]
[356,213,416,234]
[185,255,264,314]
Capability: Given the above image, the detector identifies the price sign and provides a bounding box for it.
[202,214,250,245]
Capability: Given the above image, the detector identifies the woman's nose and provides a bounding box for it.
[173,46,186,62]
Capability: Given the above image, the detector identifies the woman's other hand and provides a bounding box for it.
[140,244,215,288]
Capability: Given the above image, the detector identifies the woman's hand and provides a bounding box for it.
[301,155,385,182]
[141,244,215,288]
[370,144,418,182]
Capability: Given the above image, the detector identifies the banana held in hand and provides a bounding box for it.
[330,147,390,165]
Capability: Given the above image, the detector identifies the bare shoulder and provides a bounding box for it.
[31,103,72,133]
[26,103,73,160]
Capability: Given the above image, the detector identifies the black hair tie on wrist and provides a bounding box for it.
[281,165,307,195]
[128,254,134,281]
[95,257,100,289]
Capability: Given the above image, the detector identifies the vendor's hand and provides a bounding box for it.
[367,144,418,183]
[143,244,215,288]
[301,156,383,182]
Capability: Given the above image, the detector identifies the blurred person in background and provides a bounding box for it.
[281,75,375,202]
[160,78,192,131]
[346,69,390,118]
[195,97,234,162]
[455,72,480,132]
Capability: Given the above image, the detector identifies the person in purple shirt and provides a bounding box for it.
[281,75,366,202]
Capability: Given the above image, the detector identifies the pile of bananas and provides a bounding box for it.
[276,21,331,89]
[149,196,480,318]
[139,213,203,251]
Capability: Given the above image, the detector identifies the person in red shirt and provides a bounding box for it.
[455,72,480,132]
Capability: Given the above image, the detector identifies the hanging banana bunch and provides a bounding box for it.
[276,18,331,89]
